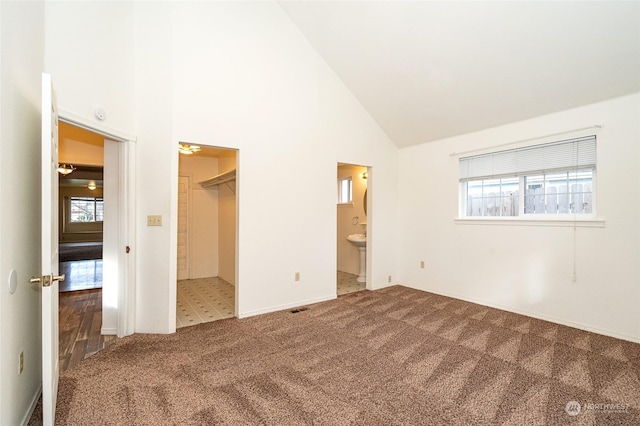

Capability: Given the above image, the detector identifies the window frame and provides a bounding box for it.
[69,196,104,223]
[459,171,597,221]
[457,135,603,225]
[337,176,353,205]
[62,195,104,236]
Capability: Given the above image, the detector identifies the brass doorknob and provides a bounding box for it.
[29,274,65,287]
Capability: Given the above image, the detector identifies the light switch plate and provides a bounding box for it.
[147,215,162,226]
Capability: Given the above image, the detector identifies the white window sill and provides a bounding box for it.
[454,217,605,227]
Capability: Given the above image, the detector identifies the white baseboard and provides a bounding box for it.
[101,327,117,335]
[238,294,336,319]
[21,385,42,426]
[403,283,640,344]
[369,281,396,291]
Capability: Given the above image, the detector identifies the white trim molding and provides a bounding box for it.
[237,294,336,319]
[20,385,42,426]
[454,218,605,227]
[58,109,136,143]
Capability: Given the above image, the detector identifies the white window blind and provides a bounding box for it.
[459,136,596,181]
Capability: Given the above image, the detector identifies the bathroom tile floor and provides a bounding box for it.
[176,277,235,328]
[337,271,366,295]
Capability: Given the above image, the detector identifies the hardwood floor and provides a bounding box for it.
[59,259,103,292]
[59,289,116,372]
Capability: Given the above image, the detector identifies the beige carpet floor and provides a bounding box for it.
[40,286,640,424]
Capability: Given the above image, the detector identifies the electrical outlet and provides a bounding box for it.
[147,215,162,226]
[19,351,23,375]
[388,275,392,283]
[295,272,300,281]
[420,260,425,269]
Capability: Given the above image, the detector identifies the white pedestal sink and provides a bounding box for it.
[347,233,366,283]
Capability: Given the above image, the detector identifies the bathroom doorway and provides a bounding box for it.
[176,144,238,328]
[337,163,369,295]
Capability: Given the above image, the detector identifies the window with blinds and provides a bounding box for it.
[459,136,596,218]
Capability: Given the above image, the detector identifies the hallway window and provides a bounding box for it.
[70,197,104,223]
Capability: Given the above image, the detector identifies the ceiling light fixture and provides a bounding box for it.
[178,144,201,155]
[87,181,97,190]
[57,164,76,175]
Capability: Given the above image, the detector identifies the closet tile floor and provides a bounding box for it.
[337,271,366,295]
[177,273,362,328]
[177,277,235,328]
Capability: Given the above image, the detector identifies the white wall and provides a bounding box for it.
[44,1,137,336]
[337,165,368,275]
[133,1,176,333]
[179,155,219,279]
[398,93,640,342]
[0,2,45,424]
[44,1,135,135]
[169,2,399,320]
[65,1,404,331]
[41,2,637,344]
[44,1,399,332]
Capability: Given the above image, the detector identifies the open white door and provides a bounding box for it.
[33,73,62,426]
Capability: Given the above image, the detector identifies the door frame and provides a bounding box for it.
[177,173,192,280]
[58,109,136,337]
[336,162,372,291]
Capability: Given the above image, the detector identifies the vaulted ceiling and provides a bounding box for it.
[280,1,640,148]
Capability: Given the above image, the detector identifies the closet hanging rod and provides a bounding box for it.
[199,169,236,188]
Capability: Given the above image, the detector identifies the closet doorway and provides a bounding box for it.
[176,144,238,328]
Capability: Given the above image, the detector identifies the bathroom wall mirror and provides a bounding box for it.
[363,189,367,216]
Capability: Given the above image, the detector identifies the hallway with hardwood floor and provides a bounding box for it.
[59,289,116,372]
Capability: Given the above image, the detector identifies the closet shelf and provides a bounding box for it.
[199,169,236,188]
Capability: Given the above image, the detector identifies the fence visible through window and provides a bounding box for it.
[460,135,596,218]
[465,170,593,217]
[524,170,592,215]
